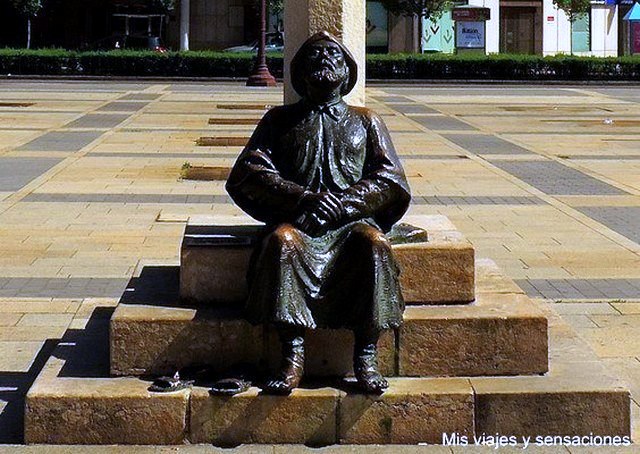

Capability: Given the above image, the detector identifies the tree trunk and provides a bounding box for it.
[417,14,423,53]
[27,18,31,49]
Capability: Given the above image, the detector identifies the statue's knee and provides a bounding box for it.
[352,225,391,251]
[267,224,300,250]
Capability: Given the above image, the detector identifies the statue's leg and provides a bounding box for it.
[345,223,400,394]
[264,323,305,395]
[353,328,388,394]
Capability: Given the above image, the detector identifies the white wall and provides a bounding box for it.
[590,4,618,56]
[542,0,618,56]
[467,0,618,56]
[468,0,500,53]
[543,0,572,55]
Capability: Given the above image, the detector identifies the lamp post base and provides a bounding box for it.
[247,65,277,87]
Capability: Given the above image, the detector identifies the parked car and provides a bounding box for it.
[85,34,168,52]
[224,32,284,53]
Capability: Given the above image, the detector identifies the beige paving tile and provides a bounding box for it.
[0,300,74,313]
[0,326,68,341]
[577,326,640,357]
[0,340,44,372]
[599,357,640,400]
[590,314,640,328]
[563,314,599,329]
[16,313,74,327]
[612,303,640,314]
[546,303,619,315]
[0,313,22,326]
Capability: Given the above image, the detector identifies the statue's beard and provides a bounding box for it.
[307,66,348,90]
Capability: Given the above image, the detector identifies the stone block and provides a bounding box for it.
[399,293,548,376]
[179,223,262,305]
[180,214,475,306]
[110,303,393,377]
[110,304,262,376]
[395,231,475,303]
[189,386,339,445]
[112,262,545,378]
[265,327,395,377]
[472,315,631,439]
[338,378,474,444]
[473,372,631,438]
[25,352,188,445]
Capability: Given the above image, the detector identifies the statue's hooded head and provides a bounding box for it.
[290,31,358,99]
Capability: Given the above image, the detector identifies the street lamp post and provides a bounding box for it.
[247,0,277,86]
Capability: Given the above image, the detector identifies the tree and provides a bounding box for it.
[11,0,43,49]
[553,0,590,54]
[553,0,591,22]
[154,0,176,13]
[380,0,452,52]
[269,0,283,16]
[253,0,284,32]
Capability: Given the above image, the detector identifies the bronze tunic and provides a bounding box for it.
[226,99,411,331]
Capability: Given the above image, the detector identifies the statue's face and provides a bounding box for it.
[303,39,349,93]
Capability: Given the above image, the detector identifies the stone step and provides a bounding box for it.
[180,214,475,306]
[110,260,548,378]
[24,300,630,445]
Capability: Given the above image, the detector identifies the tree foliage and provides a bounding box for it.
[253,0,283,15]
[553,0,591,22]
[269,0,283,15]
[379,0,451,22]
[154,0,176,12]
[10,0,42,17]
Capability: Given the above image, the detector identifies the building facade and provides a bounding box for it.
[0,0,632,56]
[421,0,624,56]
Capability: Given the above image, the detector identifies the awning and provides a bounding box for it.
[623,2,640,19]
[604,0,634,5]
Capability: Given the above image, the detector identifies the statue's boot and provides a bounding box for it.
[264,326,305,395]
[353,331,388,394]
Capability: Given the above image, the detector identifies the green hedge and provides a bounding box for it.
[2,48,640,80]
[0,49,282,78]
[367,53,640,80]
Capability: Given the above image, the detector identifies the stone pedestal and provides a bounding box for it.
[22,215,632,446]
[110,262,548,378]
[25,263,630,444]
[284,0,366,106]
[180,215,475,306]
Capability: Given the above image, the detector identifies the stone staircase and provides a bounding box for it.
[24,215,631,446]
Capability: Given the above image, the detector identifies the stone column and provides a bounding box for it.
[284,0,366,106]
[180,0,190,51]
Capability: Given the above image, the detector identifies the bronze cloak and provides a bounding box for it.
[226,99,411,331]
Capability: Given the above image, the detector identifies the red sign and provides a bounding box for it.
[452,7,491,21]
[547,16,555,21]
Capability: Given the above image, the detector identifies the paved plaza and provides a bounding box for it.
[0,80,639,451]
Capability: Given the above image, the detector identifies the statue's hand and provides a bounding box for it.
[296,192,344,236]
[296,211,330,237]
[299,192,344,223]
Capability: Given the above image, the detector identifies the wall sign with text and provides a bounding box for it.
[456,21,485,48]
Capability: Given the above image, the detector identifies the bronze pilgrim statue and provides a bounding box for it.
[226,31,411,395]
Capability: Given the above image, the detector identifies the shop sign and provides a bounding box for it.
[456,21,485,48]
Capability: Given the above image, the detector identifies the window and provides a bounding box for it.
[571,11,591,53]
